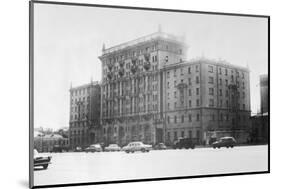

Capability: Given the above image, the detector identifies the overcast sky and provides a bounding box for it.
[34,3,268,130]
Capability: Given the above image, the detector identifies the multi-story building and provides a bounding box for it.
[99,30,187,146]
[163,58,251,145]
[99,29,251,146]
[69,81,101,149]
[250,74,268,144]
[260,74,268,114]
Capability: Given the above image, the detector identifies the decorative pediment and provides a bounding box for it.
[107,62,113,71]
[118,67,125,77]
[144,53,150,62]
[143,62,151,71]
[119,61,125,67]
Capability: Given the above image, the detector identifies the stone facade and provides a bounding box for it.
[99,31,187,146]
[163,59,251,145]
[69,81,101,149]
[99,31,251,146]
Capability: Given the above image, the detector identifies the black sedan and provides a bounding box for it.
[34,149,51,169]
[212,136,236,148]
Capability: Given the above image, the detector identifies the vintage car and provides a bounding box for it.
[74,146,83,152]
[34,149,51,169]
[153,143,167,150]
[85,144,103,152]
[104,144,121,152]
[51,145,69,153]
[173,137,195,149]
[122,141,152,153]
[212,136,236,148]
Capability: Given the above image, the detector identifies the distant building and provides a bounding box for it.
[69,81,101,149]
[260,74,268,114]
[99,29,251,146]
[250,74,269,143]
[34,133,69,152]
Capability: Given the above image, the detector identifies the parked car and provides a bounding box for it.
[51,145,69,153]
[173,137,195,149]
[104,144,121,152]
[34,149,51,169]
[122,141,152,153]
[85,144,103,152]
[153,143,167,150]
[212,136,236,148]
[74,146,83,152]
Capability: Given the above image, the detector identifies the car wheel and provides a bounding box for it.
[226,146,229,148]
[141,148,146,153]
[125,150,129,153]
[218,146,220,149]
[231,146,234,148]
[43,164,48,169]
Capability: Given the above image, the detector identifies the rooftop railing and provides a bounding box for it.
[102,32,183,55]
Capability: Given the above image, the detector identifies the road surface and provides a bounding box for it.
[34,145,268,186]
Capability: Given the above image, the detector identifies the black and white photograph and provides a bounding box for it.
[30,1,269,188]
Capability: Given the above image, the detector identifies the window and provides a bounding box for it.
[174,115,177,123]
[220,99,223,107]
[189,100,192,107]
[167,132,170,140]
[226,90,229,97]
[196,88,199,95]
[242,72,245,79]
[211,114,215,121]
[167,72,170,78]
[208,76,214,84]
[225,68,228,75]
[242,92,245,98]
[219,78,222,85]
[209,88,214,95]
[219,89,222,96]
[196,76,200,84]
[189,114,192,122]
[225,79,228,86]
[180,68,183,75]
[219,67,222,74]
[242,82,245,89]
[208,65,213,73]
[167,103,170,110]
[226,100,229,107]
[181,115,184,123]
[174,131,177,140]
[174,69,177,77]
[174,91,177,98]
[196,114,200,121]
[181,131,184,137]
[196,65,199,72]
[188,67,191,74]
[209,99,214,107]
[174,102,177,109]
[188,78,192,85]
[165,56,168,62]
[189,89,192,96]
[189,131,192,138]
[167,116,170,123]
[167,82,170,89]
[243,104,246,110]
[196,99,200,107]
